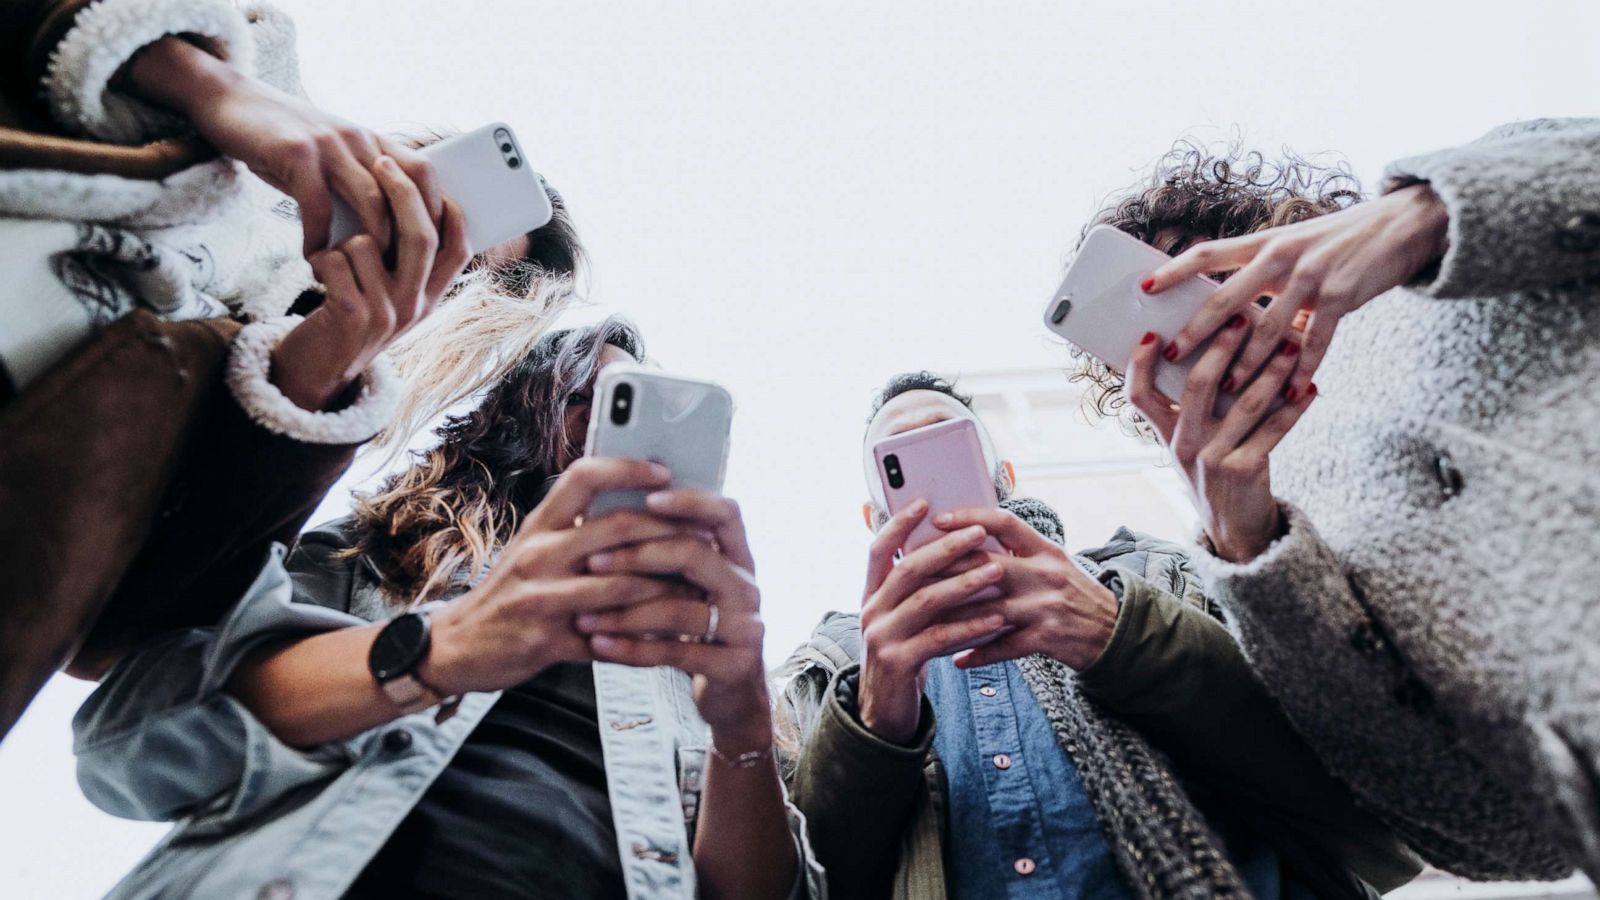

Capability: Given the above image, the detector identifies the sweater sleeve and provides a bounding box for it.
[1384,118,1600,299]
[1076,570,1423,894]
[1192,502,1571,881]
[225,316,402,445]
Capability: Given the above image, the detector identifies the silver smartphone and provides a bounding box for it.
[326,122,553,255]
[582,365,735,518]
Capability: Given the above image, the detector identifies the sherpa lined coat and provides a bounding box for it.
[779,507,1420,900]
[0,0,399,736]
[1195,118,1600,882]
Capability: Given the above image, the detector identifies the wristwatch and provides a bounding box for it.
[368,611,446,713]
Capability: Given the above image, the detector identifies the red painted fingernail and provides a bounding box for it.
[1139,331,1157,346]
[1279,341,1300,358]
[1140,276,1155,293]
[1229,314,1248,330]
[1284,386,1300,403]
[1162,343,1179,362]
[1307,383,1319,398]
[1220,375,1236,393]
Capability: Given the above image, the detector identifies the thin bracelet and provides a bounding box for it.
[708,740,771,769]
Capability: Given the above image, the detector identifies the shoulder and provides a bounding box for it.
[285,516,380,617]
[1472,117,1599,143]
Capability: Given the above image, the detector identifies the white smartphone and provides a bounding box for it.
[326,122,553,255]
[583,365,734,519]
[1042,224,1267,417]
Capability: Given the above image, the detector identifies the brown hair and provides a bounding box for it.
[344,318,645,606]
[1067,142,1362,433]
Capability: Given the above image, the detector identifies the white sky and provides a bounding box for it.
[3,2,1597,894]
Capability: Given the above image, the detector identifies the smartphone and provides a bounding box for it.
[872,418,1007,557]
[583,365,734,519]
[326,122,554,255]
[1042,224,1270,417]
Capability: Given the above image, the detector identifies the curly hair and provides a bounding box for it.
[1067,142,1362,434]
[865,370,974,424]
[342,317,644,606]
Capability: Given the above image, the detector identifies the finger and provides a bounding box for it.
[328,141,391,251]
[294,173,334,257]
[1210,338,1301,451]
[1123,331,1179,440]
[1226,278,1308,389]
[644,490,755,571]
[381,139,444,224]
[930,508,1047,557]
[588,537,750,606]
[933,550,991,581]
[535,574,690,615]
[1167,251,1281,362]
[898,611,1009,665]
[865,500,928,595]
[1288,308,1338,396]
[876,525,990,610]
[1146,233,1263,290]
[589,635,750,681]
[1236,381,1318,458]
[577,599,749,642]
[1174,312,1250,441]
[952,628,1037,669]
[423,198,472,301]
[309,250,363,317]
[529,457,673,531]
[554,510,703,571]
[886,561,1005,638]
[372,155,437,299]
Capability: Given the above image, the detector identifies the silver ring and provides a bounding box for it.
[702,602,720,644]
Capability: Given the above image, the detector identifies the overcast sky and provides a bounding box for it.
[3,2,1596,894]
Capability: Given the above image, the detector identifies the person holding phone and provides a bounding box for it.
[72,319,823,900]
[1073,129,1600,882]
[0,0,577,739]
[774,371,1419,900]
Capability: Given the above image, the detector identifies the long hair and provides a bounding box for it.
[344,318,645,606]
[1066,141,1362,435]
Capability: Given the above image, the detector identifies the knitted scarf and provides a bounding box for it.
[1001,497,1253,900]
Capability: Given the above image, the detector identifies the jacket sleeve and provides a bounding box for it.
[1076,567,1424,894]
[1187,502,1571,881]
[785,663,936,900]
[1384,118,1600,299]
[0,0,254,142]
[72,545,366,828]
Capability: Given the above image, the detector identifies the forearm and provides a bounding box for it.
[693,720,799,900]
[122,33,242,119]
[226,622,403,748]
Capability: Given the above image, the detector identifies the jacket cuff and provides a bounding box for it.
[225,316,400,446]
[1074,570,1165,702]
[43,0,256,143]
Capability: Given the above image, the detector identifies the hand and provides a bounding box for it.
[929,508,1118,671]
[1123,317,1318,563]
[421,458,697,696]
[856,500,1009,744]
[125,37,444,254]
[576,490,774,752]
[1146,183,1449,397]
[269,158,470,411]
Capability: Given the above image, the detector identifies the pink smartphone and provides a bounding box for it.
[872,418,1006,557]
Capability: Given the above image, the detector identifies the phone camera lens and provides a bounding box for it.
[610,383,634,426]
[884,454,905,490]
[507,156,521,168]
[500,142,514,153]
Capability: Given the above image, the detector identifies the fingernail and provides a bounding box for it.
[984,614,1006,629]
[1229,314,1248,330]
[934,512,953,526]
[1284,386,1300,403]
[588,552,613,572]
[964,525,986,540]
[1279,341,1300,358]
[645,491,672,510]
[1220,375,1236,393]
[1162,343,1180,362]
[1140,276,1155,293]
[576,613,599,631]
[649,463,672,481]
[377,155,396,170]
[590,635,617,653]
[980,563,1003,579]
[1307,382,1319,399]
[1139,331,1157,346]
[909,498,929,514]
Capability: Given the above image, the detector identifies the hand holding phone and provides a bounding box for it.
[583,366,734,519]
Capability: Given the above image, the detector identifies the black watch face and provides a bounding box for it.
[369,613,430,681]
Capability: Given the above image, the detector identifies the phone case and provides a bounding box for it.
[1042,225,1270,417]
[872,418,1006,556]
[326,122,554,255]
[583,365,734,518]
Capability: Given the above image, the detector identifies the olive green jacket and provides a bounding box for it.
[779,529,1422,900]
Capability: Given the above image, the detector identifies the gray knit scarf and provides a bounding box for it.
[1001,497,1253,900]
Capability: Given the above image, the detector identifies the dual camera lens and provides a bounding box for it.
[610,383,634,426]
[883,454,905,490]
[495,130,521,169]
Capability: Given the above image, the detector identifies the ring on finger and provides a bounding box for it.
[703,602,720,645]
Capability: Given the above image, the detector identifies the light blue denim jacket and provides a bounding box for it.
[73,528,826,900]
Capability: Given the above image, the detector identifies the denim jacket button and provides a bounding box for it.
[257,878,294,899]
[382,728,413,753]
[992,753,1012,770]
[1013,857,1037,875]
[1434,454,1463,498]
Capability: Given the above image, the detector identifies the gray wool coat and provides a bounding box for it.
[1194,118,1600,883]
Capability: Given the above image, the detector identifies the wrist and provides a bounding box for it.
[708,715,774,756]
[416,605,474,697]
[1207,504,1284,564]
[125,36,244,119]
[857,669,921,744]
[1399,183,1450,272]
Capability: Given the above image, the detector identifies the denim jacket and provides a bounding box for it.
[74,525,826,900]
